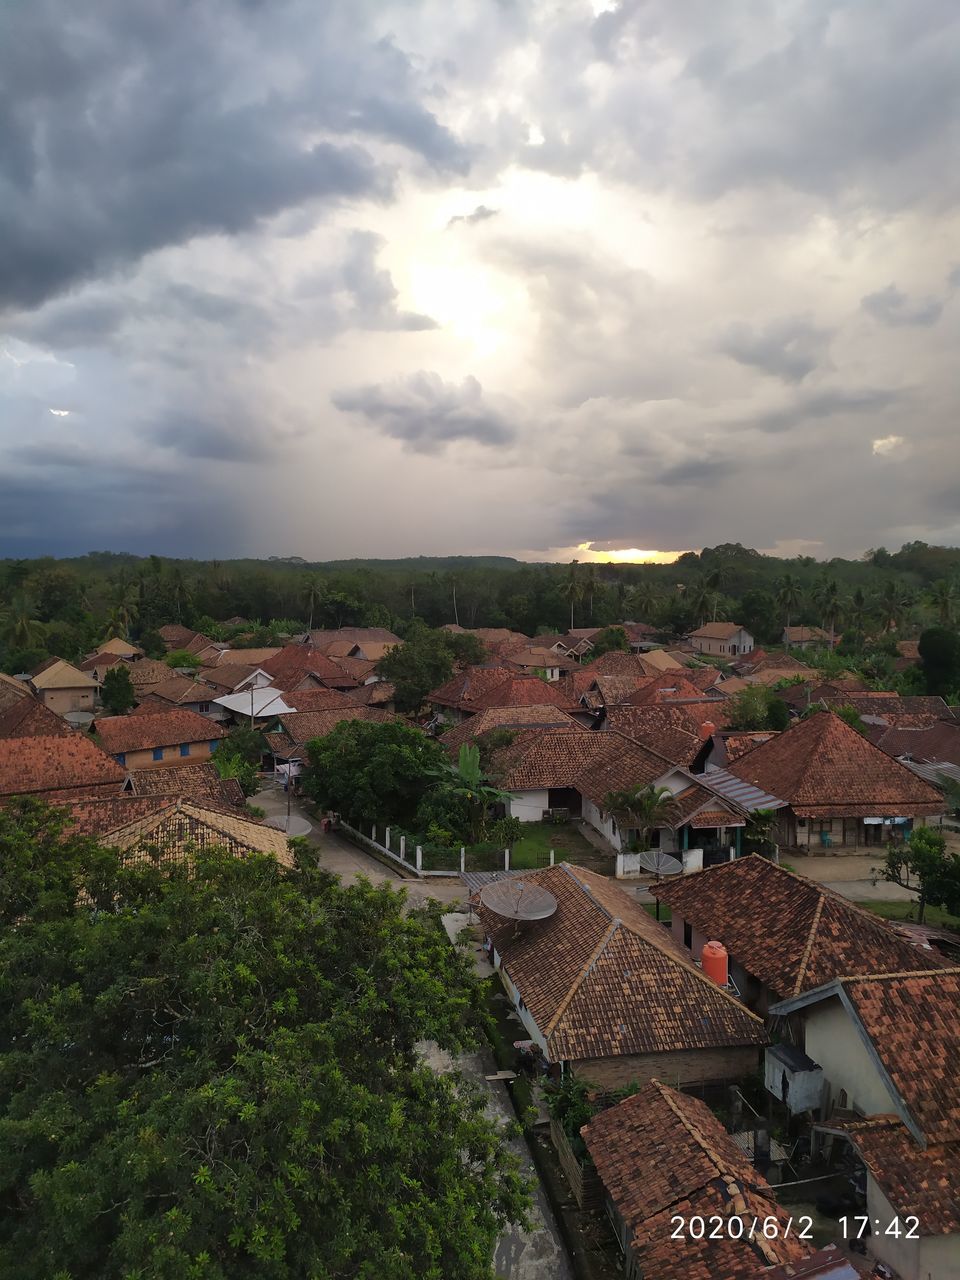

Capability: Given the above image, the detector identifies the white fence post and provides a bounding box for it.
[416,845,423,871]
[504,847,510,871]
[549,849,555,865]
[371,823,377,842]
[615,851,624,878]
[460,847,466,873]
[385,826,391,851]
[399,835,406,861]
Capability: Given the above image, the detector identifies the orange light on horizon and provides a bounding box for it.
[576,544,688,565]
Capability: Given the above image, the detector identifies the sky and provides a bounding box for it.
[2,0,959,564]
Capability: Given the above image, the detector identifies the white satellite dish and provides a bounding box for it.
[479,879,558,921]
[634,849,683,876]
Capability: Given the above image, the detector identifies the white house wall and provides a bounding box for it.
[803,999,896,1117]
[508,789,550,822]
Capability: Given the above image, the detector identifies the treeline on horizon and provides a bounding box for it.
[1,540,959,678]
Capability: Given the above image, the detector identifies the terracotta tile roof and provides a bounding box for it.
[555,669,603,703]
[468,674,576,712]
[626,673,722,705]
[783,626,830,644]
[101,797,292,868]
[652,856,942,999]
[582,1081,809,1278]
[211,646,281,668]
[126,761,245,809]
[196,663,259,692]
[0,672,31,713]
[440,705,583,753]
[429,664,518,709]
[275,707,395,745]
[95,709,227,755]
[605,704,729,759]
[93,637,143,658]
[282,687,353,711]
[689,622,748,640]
[875,720,960,767]
[477,864,765,1063]
[127,659,175,689]
[684,667,727,691]
[307,627,402,649]
[830,694,953,728]
[727,711,944,817]
[78,652,123,674]
[259,644,358,688]
[0,697,75,739]
[581,651,656,678]
[325,654,377,681]
[622,621,659,640]
[719,731,780,764]
[571,735,688,808]
[487,727,661,793]
[29,657,98,691]
[63,794,181,835]
[504,646,581,673]
[636,648,685,673]
[158,624,200,650]
[147,676,216,705]
[0,734,126,796]
[667,784,746,829]
[736,653,815,677]
[831,1116,960,1235]
[341,681,395,708]
[590,674,653,706]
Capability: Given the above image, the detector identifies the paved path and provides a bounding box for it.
[255,782,466,908]
[422,1043,573,1280]
[787,852,919,903]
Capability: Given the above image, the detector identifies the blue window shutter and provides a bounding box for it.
[209,740,218,752]
[180,743,190,757]
[152,747,163,761]
[116,753,126,766]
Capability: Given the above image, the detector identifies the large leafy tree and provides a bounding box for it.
[918,626,960,697]
[301,719,445,827]
[588,625,630,657]
[0,801,528,1278]
[100,663,136,716]
[877,826,960,923]
[425,744,511,843]
[603,784,675,850]
[376,623,479,714]
[725,685,790,732]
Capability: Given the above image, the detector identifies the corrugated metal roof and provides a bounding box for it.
[699,767,786,811]
[900,757,960,786]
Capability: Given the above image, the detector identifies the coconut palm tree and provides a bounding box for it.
[0,595,45,650]
[628,578,659,621]
[687,576,713,627]
[561,560,583,631]
[303,574,325,632]
[814,578,842,648]
[602,784,675,851]
[776,574,803,633]
[877,580,912,632]
[449,573,460,627]
[927,579,957,627]
[583,563,597,620]
[848,587,870,635]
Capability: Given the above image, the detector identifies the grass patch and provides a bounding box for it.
[642,902,672,925]
[469,821,612,873]
[854,900,960,930]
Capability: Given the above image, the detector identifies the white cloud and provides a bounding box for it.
[872,435,905,456]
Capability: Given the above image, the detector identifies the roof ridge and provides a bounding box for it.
[545,917,620,1035]
[792,890,826,996]
[841,966,960,983]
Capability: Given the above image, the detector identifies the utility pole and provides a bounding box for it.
[250,685,255,730]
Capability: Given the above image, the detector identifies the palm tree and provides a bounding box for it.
[628,578,659,621]
[449,573,460,627]
[776,574,803,633]
[0,595,45,650]
[848,587,869,635]
[561,560,583,631]
[928,579,957,626]
[878,580,911,632]
[814,578,842,648]
[428,744,510,843]
[687,577,713,627]
[303,574,324,632]
[603,784,675,851]
[583,563,597,620]
[704,559,733,619]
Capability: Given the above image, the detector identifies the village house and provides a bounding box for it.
[263,706,396,774]
[770,970,960,1280]
[95,708,228,769]
[581,1080,851,1280]
[0,734,126,801]
[475,863,766,1090]
[258,644,358,689]
[651,856,938,1017]
[0,694,76,740]
[139,675,229,720]
[723,710,944,851]
[782,625,832,649]
[439,704,583,754]
[428,666,573,725]
[502,645,580,681]
[27,658,99,718]
[124,760,245,810]
[688,622,755,657]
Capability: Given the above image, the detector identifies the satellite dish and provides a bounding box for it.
[634,850,683,876]
[480,879,558,921]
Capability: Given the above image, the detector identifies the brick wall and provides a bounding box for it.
[571,1044,761,1091]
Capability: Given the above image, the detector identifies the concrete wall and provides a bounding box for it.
[114,739,218,770]
[803,998,895,1116]
[508,788,550,823]
[41,686,95,715]
[493,952,549,1054]
[572,1044,760,1090]
[690,629,754,657]
[861,1174,960,1280]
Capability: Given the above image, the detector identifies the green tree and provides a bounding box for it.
[138,628,167,659]
[918,626,960,697]
[602,784,675,850]
[835,704,868,736]
[775,574,803,633]
[211,749,260,797]
[302,720,445,827]
[876,826,960,923]
[426,744,511,844]
[744,808,778,857]
[589,625,630,656]
[725,686,789,731]
[0,595,45,651]
[561,560,583,631]
[927,579,957,627]
[0,801,528,1278]
[100,664,136,716]
[375,624,457,714]
[165,648,202,671]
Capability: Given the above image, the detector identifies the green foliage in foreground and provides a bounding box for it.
[0,801,529,1279]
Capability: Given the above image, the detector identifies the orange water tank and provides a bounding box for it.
[701,940,728,987]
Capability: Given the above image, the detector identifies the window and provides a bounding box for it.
[198,702,210,713]
[683,922,692,949]
[116,752,126,767]
[179,743,191,757]
[152,747,164,761]
[817,819,833,834]
[209,740,218,752]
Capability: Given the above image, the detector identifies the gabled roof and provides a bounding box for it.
[93,636,143,658]
[275,707,395,745]
[283,687,354,712]
[439,705,583,753]
[0,696,75,739]
[875,720,960,767]
[601,708,704,767]
[100,797,292,868]
[147,676,216,706]
[488,727,667,795]
[582,1081,810,1279]
[625,672,723,705]
[196,663,260,692]
[0,734,126,796]
[126,760,245,810]
[772,968,960,1147]
[469,674,576,711]
[259,644,359,687]
[0,670,31,713]
[582,651,659,678]
[429,664,515,708]
[127,659,174,689]
[95,709,227,754]
[503,646,582,673]
[652,856,943,999]
[606,701,730,745]
[828,694,953,728]
[689,622,749,640]
[158,624,200,650]
[341,680,395,708]
[727,711,944,817]
[78,652,123,674]
[211,646,281,668]
[307,627,402,649]
[477,863,765,1062]
[212,689,294,718]
[29,657,98,690]
[783,625,829,643]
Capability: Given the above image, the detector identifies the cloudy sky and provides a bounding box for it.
[2,0,959,563]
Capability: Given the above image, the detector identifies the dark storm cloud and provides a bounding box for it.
[657,457,736,486]
[447,205,499,227]
[149,414,275,463]
[298,232,437,332]
[718,317,831,382]
[0,0,467,312]
[861,284,943,327]
[747,387,906,434]
[333,372,517,453]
